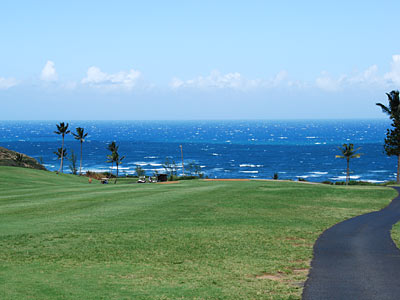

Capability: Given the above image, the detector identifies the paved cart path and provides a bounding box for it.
[303,187,400,300]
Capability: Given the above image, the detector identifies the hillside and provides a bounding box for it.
[0,147,46,170]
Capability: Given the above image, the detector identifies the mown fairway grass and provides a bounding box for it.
[0,166,396,299]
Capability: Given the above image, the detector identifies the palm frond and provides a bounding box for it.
[376,103,391,115]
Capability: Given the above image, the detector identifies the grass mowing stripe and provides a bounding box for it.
[0,166,396,300]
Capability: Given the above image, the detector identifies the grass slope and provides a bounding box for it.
[0,167,396,300]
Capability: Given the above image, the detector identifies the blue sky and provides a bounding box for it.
[1,0,400,120]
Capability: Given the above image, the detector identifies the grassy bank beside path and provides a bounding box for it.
[0,166,396,300]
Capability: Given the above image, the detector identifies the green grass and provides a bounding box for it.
[0,166,396,300]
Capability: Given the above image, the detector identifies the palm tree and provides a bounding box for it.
[106,152,116,177]
[114,151,125,184]
[54,148,68,166]
[107,142,118,178]
[376,91,400,118]
[72,127,88,175]
[108,141,118,153]
[336,144,362,185]
[376,90,400,183]
[54,122,70,173]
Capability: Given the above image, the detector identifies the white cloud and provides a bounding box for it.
[384,55,400,85]
[315,72,344,91]
[271,70,288,86]
[81,66,141,90]
[40,60,58,82]
[348,65,380,85]
[316,64,384,92]
[0,77,18,90]
[170,70,291,90]
[171,70,248,89]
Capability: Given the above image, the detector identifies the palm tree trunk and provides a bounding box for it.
[397,155,400,184]
[80,141,83,175]
[109,162,113,179]
[115,163,118,184]
[59,135,64,173]
[346,158,350,185]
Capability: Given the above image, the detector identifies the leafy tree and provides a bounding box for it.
[135,165,146,177]
[186,161,203,178]
[54,122,70,173]
[335,143,361,185]
[69,150,78,175]
[186,162,195,176]
[72,127,88,175]
[376,90,400,183]
[163,157,177,180]
[193,163,203,178]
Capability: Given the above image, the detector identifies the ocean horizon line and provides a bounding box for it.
[0,118,391,122]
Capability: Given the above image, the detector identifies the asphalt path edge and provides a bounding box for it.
[302,186,400,300]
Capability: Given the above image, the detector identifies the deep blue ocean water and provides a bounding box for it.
[0,120,396,183]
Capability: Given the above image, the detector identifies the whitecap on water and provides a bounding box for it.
[131,161,148,166]
[363,179,385,183]
[239,164,263,168]
[309,171,328,175]
[329,175,361,180]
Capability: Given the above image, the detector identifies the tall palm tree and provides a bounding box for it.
[336,143,362,185]
[54,122,70,173]
[376,90,400,183]
[72,127,88,175]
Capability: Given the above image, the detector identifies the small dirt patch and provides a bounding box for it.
[256,273,285,281]
[203,179,250,181]
[293,268,308,275]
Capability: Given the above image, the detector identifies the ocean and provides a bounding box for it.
[0,119,396,183]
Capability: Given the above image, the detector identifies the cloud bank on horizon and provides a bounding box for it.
[2,55,400,93]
